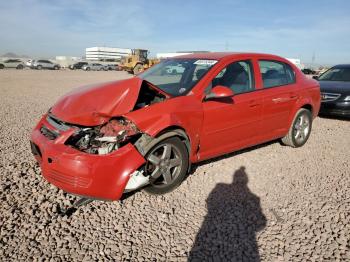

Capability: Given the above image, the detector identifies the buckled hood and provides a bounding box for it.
[50,77,143,126]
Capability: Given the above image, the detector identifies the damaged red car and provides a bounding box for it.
[30,52,320,202]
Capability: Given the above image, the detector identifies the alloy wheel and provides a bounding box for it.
[145,143,183,187]
[293,113,310,144]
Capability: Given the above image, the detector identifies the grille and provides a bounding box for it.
[47,170,91,188]
[321,92,341,102]
[40,125,59,140]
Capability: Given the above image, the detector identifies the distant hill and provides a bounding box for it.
[1,52,30,58]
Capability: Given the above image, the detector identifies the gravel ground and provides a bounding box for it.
[0,69,349,261]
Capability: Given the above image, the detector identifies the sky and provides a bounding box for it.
[0,0,349,65]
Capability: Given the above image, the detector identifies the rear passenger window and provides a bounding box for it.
[259,60,295,88]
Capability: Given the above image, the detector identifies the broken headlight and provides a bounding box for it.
[65,118,140,155]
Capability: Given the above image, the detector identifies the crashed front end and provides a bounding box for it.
[30,113,147,201]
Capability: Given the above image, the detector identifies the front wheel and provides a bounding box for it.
[133,64,144,75]
[143,137,189,195]
[282,108,312,147]
[16,64,24,69]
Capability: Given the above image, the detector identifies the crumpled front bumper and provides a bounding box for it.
[30,115,146,201]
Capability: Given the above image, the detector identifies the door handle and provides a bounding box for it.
[272,97,284,103]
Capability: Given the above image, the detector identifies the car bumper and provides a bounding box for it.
[319,101,350,117]
[30,115,146,201]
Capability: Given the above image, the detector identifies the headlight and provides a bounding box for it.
[344,96,350,101]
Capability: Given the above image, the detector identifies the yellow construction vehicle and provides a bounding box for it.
[120,49,159,74]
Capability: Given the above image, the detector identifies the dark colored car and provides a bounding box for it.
[302,68,316,75]
[30,52,320,203]
[316,64,350,117]
[69,62,88,70]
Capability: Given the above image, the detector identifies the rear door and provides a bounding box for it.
[199,59,263,160]
[258,60,299,139]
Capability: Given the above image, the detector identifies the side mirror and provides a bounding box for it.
[312,75,318,80]
[205,85,234,100]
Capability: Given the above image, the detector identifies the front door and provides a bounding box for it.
[199,60,263,160]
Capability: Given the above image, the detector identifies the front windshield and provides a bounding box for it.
[318,67,350,81]
[138,58,218,96]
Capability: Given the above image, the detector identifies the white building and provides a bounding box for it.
[286,58,304,69]
[86,47,132,61]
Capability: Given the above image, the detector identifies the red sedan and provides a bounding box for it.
[30,52,320,201]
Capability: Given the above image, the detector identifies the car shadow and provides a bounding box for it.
[121,140,278,202]
[188,167,267,261]
[188,140,278,176]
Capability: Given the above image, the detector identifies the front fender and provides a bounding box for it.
[125,96,203,162]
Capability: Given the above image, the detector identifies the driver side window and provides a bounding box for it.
[212,60,254,95]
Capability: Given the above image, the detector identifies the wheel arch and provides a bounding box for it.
[155,126,191,154]
[287,98,315,130]
[134,125,192,171]
[300,103,313,115]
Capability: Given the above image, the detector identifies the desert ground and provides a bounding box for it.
[0,69,349,261]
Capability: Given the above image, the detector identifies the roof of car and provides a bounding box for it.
[172,52,283,60]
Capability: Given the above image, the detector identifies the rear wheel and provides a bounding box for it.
[282,108,312,147]
[0,64,4,69]
[133,64,144,75]
[143,137,189,195]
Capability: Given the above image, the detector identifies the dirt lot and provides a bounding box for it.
[0,69,349,261]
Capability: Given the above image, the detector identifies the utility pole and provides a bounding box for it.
[312,51,316,68]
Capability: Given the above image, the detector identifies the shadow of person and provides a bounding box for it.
[189,167,266,262]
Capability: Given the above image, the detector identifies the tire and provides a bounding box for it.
[281,108,312,147]
[143,137,189,195]
[86,67,90,71]
[54,66,59,70]
[37,65,42,70]
[0,64,4,69]
[133,64,144,75]
[16,64,24,69]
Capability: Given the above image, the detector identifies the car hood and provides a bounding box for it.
[50,77,143,126]
[319,81,350,95]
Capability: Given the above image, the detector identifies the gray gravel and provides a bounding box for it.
[0,69,349,261]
